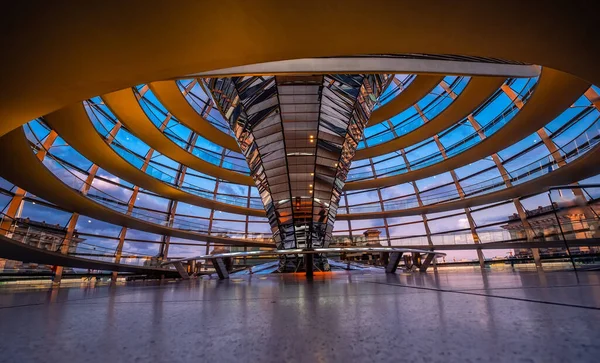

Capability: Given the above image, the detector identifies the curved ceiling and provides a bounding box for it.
[102,88,255,185]
[1,1,599,256]
[0,1,598,135]
[185,56,541,78]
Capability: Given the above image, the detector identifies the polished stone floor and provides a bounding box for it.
[1,269,599,363]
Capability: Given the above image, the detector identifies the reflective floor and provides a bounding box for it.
[1,269,600,363]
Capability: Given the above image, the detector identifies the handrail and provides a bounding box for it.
[345,116,600,213]
[162,247,446,265]
[0,233,174,274]
[84,106,265,209]
[0,213,152,261]
[129,92,250,173]
[35,109,600,218]
[333,217,600,247]
[23,127,274,241]
[360,76,469,148]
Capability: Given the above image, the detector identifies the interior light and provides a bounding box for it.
[309,184,313,187]
[310,173,314,176]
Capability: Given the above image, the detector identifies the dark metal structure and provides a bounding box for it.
[206,75,390,271]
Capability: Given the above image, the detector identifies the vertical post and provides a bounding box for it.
[244,187,251,267]
[212,258,229,280]
[531,248,542,268]
[173,262,191,279]
[205,149,226,261]
[402,147,434,249]
[343,193,354,244]
[385,252,403,273]
[548,190,577,271]
[366,141,391,246]
[513,198,542,268]
[476,249,486,269]
[111,228,128,282]
[54,162,98,283]
[53,213,80,284]
[419,253,437,272]
[304,252,314,278]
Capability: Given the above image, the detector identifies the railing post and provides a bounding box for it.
[548,190,577,271]
[385,252,403,273]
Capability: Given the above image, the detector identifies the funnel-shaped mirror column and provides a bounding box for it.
[205,75,389,268]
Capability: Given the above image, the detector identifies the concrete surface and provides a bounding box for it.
[0,269,599,363]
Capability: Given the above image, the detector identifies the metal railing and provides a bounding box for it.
[348,77,538,180]
[24,130,274,242]
[346,117,600,213]
[360,76,469,148]
[0,214,154,267]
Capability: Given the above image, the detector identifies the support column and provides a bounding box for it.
[419,253,437,272]
[160,155,187,264]
[212,258,229,279]
[343,193,354,244]
[401,147,434,248]
[304,253,314,278]
[173,261,191,279]
[385,252,403,273]
[366,137,391,246]
[20,125,106,283]
[53,213,80,284]
[425,107,483,268]
[243,187,251,267]
[205,149,226,258]
[514,198,543,268]
[469,114,536,268]
[54,163,98,283]
[111,227,128,282]
[531,246,542,268]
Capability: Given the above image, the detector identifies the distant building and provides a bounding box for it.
[330,229,386,265]
[331,229,384,247]
[502,202,600,258]
[0,218,84,272]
